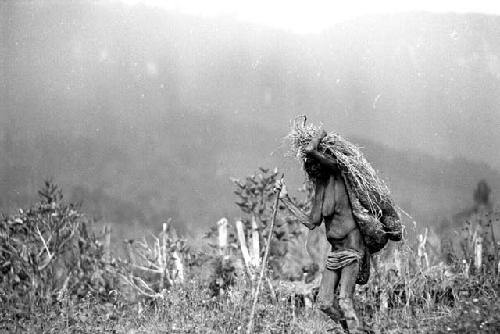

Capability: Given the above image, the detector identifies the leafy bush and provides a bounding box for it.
[0,181,122,320]
[231,167,308,275]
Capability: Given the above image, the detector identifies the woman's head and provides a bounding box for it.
[303,157,329,182]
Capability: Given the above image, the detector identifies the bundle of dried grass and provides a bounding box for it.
[286,117,402,253]
[287,119,390,214]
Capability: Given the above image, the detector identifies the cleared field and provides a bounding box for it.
[2,180,499,333]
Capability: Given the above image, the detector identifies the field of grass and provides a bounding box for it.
[1,180,499,333]
[6,273,499,334]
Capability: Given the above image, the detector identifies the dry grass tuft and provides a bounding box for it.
[286,117,393,217]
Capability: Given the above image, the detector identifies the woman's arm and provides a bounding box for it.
[278,182,318,230]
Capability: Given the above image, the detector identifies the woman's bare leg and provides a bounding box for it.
[339,262,361,331]
[317,269,346,327]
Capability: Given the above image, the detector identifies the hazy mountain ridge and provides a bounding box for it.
[2,2,500,236]
[352,137,500,223]
[2,111,498,236]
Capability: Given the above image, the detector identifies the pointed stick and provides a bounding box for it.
[246,175,283,334]
[490,220,498,276]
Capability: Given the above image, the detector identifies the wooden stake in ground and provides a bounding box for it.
[250,215,260,268]
[104,225,111,263]
[217,218,228,256]
[236,219,254,280]
[246,175,283,334]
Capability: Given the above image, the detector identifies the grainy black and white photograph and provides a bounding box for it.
[1,0,500,333]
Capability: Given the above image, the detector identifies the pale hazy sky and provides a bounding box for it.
[118,0,500,32]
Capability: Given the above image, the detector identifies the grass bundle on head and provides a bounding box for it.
[286,117,393,217]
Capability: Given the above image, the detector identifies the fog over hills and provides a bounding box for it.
[2,1,499,237]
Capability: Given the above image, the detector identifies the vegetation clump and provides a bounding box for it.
[1,182,120,314]
[1,178,499,333]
